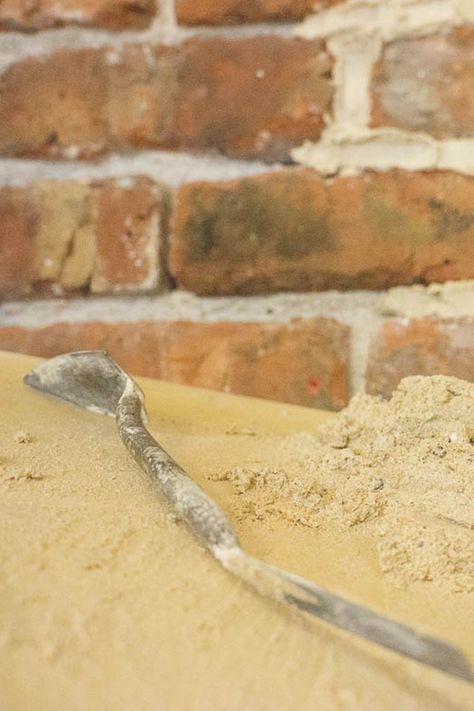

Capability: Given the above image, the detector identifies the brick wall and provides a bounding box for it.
[1,0,474,410]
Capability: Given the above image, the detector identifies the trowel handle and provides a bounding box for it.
[116,385,239,552]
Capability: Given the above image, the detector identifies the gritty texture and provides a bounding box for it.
[372,29,474,139]
[0,152,276,190]
[1,351,473,711]
[215,375,474,593]
[170,169,474,295]
[380,281,474,320]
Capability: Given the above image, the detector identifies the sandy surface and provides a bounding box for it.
[219,375,474,593]
[0,352,473,711]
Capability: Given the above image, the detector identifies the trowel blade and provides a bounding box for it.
[281,566,474,683]
[24,350,133,416]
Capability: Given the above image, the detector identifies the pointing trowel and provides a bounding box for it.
[24,350,474,684]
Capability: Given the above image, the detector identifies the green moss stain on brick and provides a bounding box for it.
[182,173,335,263]
[362,182,432,247]
[428,199,474,242]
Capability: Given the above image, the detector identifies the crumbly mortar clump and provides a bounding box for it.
[213,376,474,592]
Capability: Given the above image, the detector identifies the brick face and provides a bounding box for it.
[170,169,474,295]
[0,187,36,297]
[92,178,161,293]
[0,178,163,298]
[176,0,341,25]
[372,29,474,139]
[0,39,333,162]
[0,0,156,31]
[33,181,94,290]
[170,38,332,161]
[4,170,474,301]
[0,318,349,410]
[367,318,474,398]
[0,47,171,160]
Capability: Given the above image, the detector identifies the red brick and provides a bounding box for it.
[0,46,173,160]
[372,29,474,139]
[0,187,36,297]
[0,38,333,162]
[91,177,162,293]
[0,177,163,299]
[104,45,177,152]
[0,0,156,31]
[172,37,332,161]
[0,48,115,159]
[0,318,349,409]
[367,318,474,398]
[176,0,341,25]
[33,181,95,293]
[170,169,474,295]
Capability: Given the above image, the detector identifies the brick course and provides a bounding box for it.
[4,169,474,301]
[170,169,474,295]
[0,318,349,409]
[0,38,333,162]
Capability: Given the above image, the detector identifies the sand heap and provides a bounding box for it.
[213,375,474,593]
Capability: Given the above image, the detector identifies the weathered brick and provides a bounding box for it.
[0,48,108,160]
[0,0,156,31]
[176,0,341,25]
[0,38,333,161]
[0,318,349,409]
[367,318,474,398]
[172,38,332,161]
[103,45,177,152]
[0,187,36,297]
[170,169,474,295]
[34,181,94,289]
[91,177,161,293]
[372,29,474,139]
[0,177,163,298]
[0,47,172,160]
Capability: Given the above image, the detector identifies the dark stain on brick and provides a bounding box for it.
[183,174,335,262]
[362,182,432,246]
[428,198,474,241]
[275,210,332,259]
[185,213,217,259]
